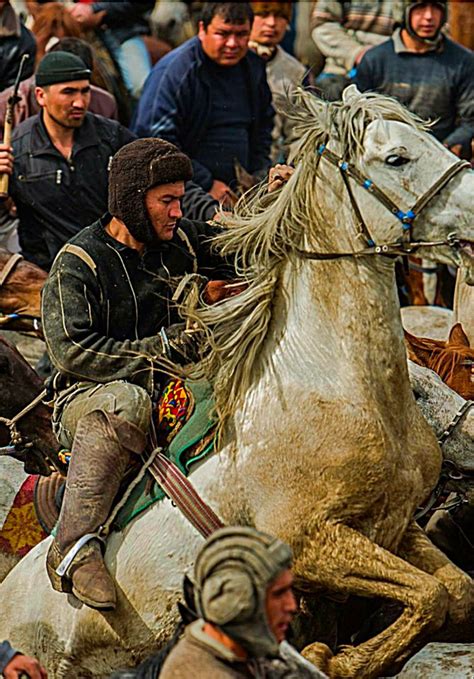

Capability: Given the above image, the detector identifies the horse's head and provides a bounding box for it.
[340,86,473,280]
[285,86,473,281]
[405,323,473,400]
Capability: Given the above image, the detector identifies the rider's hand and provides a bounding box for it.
[3,653,48,679]
[0,144,14,176]
[166,323,202,364]
[268,164,294,193]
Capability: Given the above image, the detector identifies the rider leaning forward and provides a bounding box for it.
[41,138,234,610]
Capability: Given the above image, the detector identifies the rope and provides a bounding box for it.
[0,388,47,446]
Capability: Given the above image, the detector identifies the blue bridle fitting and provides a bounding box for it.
[363,179,373,190]
[367,239,375,247]
[339,161,349,171]
[394,209,415,227]
[317,144,326,155]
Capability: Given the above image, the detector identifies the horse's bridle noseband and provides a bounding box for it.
[297,139,471,261]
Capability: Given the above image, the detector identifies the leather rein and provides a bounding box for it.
[296,140,470,261]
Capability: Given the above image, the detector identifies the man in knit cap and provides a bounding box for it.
[160,527,327,678]
[0,50,134,269]
[41,138,233,610]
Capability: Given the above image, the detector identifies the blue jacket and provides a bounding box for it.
[0,641,17,673]
[133,37,274,189]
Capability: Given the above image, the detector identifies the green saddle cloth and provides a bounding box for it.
[114,379,216,530]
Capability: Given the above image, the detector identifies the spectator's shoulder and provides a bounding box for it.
[11,113,39,143]
[442,36,474,64]
[246,47,267,73]
[150,37,202,83]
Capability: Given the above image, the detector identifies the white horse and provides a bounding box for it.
[0,87,473,679]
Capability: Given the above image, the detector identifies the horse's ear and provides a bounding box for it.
[404,331,434,367]
[448,323,470,348]
[342,84,362,104]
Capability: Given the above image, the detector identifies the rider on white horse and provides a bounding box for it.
[41,138,232,610]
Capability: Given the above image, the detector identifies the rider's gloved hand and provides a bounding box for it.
[163,323,202,364]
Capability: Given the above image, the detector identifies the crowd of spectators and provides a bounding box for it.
[0,0,472,270]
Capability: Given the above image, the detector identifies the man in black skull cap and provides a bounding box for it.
[41,138,233,610]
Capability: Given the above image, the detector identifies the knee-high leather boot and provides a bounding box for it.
[46,409,146,609]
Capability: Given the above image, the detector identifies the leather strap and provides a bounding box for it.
[149,452,224,538]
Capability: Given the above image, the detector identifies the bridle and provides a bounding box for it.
[297,139,471,261]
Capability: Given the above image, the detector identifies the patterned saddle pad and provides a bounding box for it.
[35,378,217,535]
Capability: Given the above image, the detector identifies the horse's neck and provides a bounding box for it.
[267,256,412,404]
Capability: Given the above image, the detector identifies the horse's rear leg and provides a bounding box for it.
[397,521,474,628]
[293,522,450,679]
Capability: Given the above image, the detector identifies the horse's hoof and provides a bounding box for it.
[301,641,333,675]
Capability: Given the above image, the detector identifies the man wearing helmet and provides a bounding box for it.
[41,138,233,610]
[355,1,474,159]
[160,527,327,678]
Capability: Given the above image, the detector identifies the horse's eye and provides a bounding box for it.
[385,155,410,167]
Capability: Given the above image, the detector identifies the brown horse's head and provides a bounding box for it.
[405,323,474,400]
[32,3,83,61]
[0,250,47,322]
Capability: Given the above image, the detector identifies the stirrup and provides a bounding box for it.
[55,533,105,577]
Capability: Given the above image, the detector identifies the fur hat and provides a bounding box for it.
[194,526,292,658]
[251,2,292,21]
[36,51,91,87]
[108,138,193,244]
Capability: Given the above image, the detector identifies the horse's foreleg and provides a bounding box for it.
[293,522,449,679]
[397,520,474,625]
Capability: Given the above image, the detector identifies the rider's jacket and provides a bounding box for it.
[42,214,231,397]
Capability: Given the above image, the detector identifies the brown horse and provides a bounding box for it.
[0,250,46,335]
[405,323,474,400]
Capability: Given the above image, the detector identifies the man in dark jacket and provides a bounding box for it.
[355,1,474,159]
[42,138,232,611]
[67,1,154,100]
[0,0,36,93]
[0,50,135,270]
[133,2,274,203]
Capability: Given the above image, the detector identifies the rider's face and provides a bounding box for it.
[409,3,444,39]
[265,569,297,643]
[145,182,184,241]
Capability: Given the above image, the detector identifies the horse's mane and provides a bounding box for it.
[190,88,428,431]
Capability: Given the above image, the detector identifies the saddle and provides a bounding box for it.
[34,378,217,534]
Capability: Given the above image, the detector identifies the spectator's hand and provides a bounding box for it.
[3,653,48,679]
[354,46,371,65]
[67,4,105,29]
[166,323,201,364]
[268,164,294,193]
[0,144,14,176]
[209,180,232,203]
